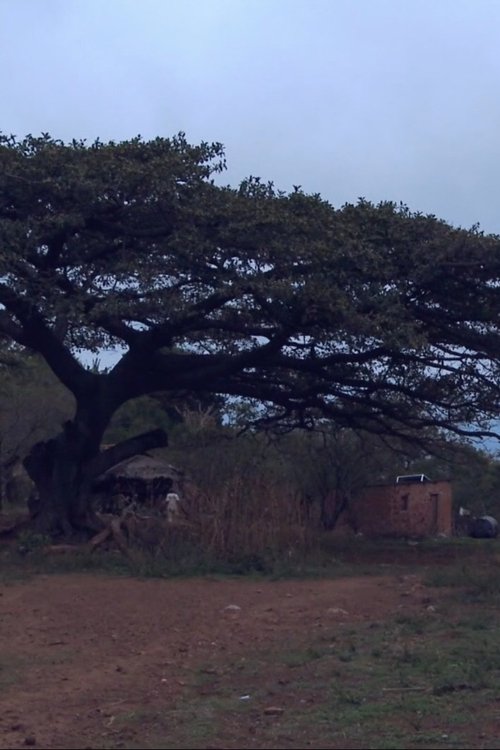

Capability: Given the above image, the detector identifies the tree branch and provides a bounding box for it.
[86,428,168,481]
[0,284,93,395]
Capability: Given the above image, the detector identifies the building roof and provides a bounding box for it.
[98,454,184,482]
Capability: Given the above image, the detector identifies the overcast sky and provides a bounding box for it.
[1,0,500,233]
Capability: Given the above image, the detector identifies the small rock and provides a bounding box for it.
[24,737,36,747]
[264,706,284,715]
[224,604,241,612]
[427,605,437,612]
[326,607,349,616]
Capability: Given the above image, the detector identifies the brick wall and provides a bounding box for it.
[349,480,452,538]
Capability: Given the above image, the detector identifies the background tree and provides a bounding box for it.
[280,427,397,530]
[2,133,500,538]
[0,352,73,507]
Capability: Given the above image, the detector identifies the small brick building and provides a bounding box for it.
[349,478,452,538]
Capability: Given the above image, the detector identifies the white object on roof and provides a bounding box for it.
[396,474,432,484]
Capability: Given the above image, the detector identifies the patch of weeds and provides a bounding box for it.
[425,560,500,603]
[0,654,27,690]
[337,650,356,663]
[394,613,428,635]
[396,645,424,667]
[16,529,51,554]
[127,546,280,579]
[100,707,178,750]
[1,544,134,580]
[424,563,471,588]
[281,645,331,668]
[116,708,156,722]
[368,729,463,750]
[409,732,462,748]
[329,683,364,706]
[367,738,413,750]
[335,699,397,724]
[0,552,34,583]
[40,551,132,576]
[224,553,275,575]
[456,614,495,631]
[297,614,500,743]
[432,681,480,696]
[138,693,256,749]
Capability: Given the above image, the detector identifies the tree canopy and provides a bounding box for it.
[2,132,500,535]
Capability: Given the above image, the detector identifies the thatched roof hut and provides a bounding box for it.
[92,454,185,514]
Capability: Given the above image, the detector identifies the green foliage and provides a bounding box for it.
[104,395,174,445]
[2,132,500,441]
[3,132,500,532]
[449,448,500,515]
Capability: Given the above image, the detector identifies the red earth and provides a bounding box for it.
[0,571,433,749]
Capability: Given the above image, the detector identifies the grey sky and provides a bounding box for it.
[1,0,500,232]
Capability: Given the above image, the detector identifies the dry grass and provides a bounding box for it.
[182,475,313,561]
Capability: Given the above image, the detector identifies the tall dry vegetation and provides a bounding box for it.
[122,480,314,571]
[182,476,313,562]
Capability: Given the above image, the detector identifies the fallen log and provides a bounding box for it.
[88,526,112,551]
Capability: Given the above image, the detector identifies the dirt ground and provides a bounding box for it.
[0,571,436,750]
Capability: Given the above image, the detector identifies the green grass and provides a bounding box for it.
[1,532,468,583]
[0,539,394,583]
[114,589,500,750]
[424,557,500,602]
[88,601,500,749]
[2,532,500,591]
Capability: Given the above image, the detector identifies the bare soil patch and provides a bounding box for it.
[0,572,430,749]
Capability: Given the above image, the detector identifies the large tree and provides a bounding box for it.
[2,132,500,537]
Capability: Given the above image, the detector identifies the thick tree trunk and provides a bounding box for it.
[24,429,99,539]
[23,411,168,540]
